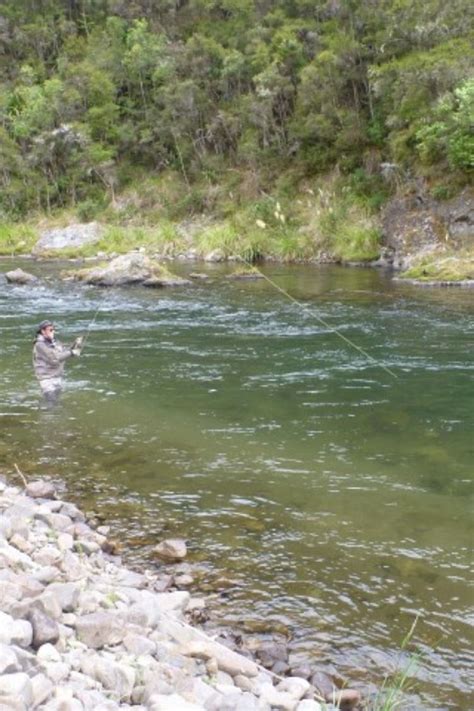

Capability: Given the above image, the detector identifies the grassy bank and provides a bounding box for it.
[0,169,383,263]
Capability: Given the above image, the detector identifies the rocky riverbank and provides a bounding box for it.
[0,475,362,711]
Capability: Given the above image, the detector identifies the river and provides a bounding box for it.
[1,258,473,709]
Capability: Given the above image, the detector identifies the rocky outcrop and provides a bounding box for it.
[380,186,474,280]
[65,252,192,287]
[0,476,353,711]
[33,223,104,255]
[4,268,38,285]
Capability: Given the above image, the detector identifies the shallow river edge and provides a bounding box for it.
[0,475,364,711]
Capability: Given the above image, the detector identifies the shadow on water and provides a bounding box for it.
[1,259,473,709]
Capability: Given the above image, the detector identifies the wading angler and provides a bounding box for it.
[33,320,83,404]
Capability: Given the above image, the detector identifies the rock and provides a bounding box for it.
[0,541,34,569]
[257,682,298,710]
[25,481,56,499]
[324,689,361,710]
[0,644,19,674]
[75,611,125,649]
[0,612,33,648]
[148,693,205,711]
[123,633,156,656]
[182,640,259,677]
[67,252,184,288]
[29,609,60,648]
[33,222,104,255]
[80,656,136,701]
[31,673,54,706]
[42,661,70,684]
[45,582,80,613]
[204,249,226,262]
[174,573,194,587]
[37,643,62,663]
[310,672,334,698]
[277,677,311,701]
[189,273,210,280]
[0,673,33,708]
[4,268,38,285]
[296,702,323,711]
[0,516,13,539]
[153,538,187,561]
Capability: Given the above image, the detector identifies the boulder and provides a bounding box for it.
[25,481,56,499]
[33,222,103,255]
[153,538,187,561]
[29,609,60,648]
[65,251,189,288]
[4,269,38,285]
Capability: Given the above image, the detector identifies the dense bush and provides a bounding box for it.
[0,0,472,218]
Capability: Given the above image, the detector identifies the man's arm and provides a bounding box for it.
[35,341,73,365]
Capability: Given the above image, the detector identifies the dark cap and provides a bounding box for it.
[37,320,54,333]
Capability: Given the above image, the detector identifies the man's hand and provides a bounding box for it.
[71,336,84,356]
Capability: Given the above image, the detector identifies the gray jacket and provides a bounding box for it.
[33,334,73,380]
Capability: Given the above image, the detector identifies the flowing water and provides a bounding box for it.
[1,258,473,709]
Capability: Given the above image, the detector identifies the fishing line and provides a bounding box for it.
[237,255,399,380]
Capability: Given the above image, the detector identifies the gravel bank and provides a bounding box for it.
[0,476,358,711]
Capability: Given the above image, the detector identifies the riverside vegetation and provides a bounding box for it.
[0,1,472,278]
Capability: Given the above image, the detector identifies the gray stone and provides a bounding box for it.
[5,269,38,285]
[204,249,226,262]
[47,582,81,612]
[33,545,62,567]
[29,608,60,648]
[0,541,34,568]
[35,511,72,531]
[33,222,104,255]
[277,677,311,701]
[324,688,361,710]
[154,538,187,561]
[61,550,85,580]
[42,661,70,684]
[0,644,19,674]
[35,566,60,585]
[60,503,86,522]
[123,633,156,656]
[296,702,323,711]
[80,656,135,701]
[75,611,125,649]
[0,612,33,647]
[0,674,33,708]
[25,481,56,499]
[0,516,13,539]
[257,682,298,711]
[31,673,54,707]
[37,643,62,663]
[148,693,205,711]
[182,641,259,677]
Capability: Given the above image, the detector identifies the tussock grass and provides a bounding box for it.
[0,223,38,255]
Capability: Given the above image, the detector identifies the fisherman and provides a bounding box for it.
[33,320,83,404]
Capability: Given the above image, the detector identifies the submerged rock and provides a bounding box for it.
[4,268,38,285]
[154,538,188,561]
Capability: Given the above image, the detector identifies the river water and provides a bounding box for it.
[1,259,473,709]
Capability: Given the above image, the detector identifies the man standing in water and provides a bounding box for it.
[33,320,83,404]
